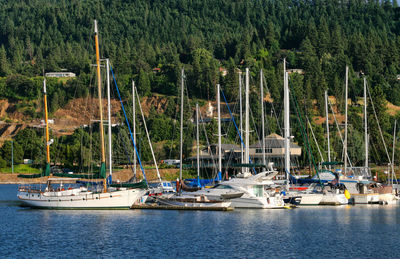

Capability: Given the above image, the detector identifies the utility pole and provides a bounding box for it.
[11,140,14,174]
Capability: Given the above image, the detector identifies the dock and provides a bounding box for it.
[131,204,234,211]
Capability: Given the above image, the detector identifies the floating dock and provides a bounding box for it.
[131,204,234,211]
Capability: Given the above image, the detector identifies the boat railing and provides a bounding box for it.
[346,167,372,179]
[18,185,43,193]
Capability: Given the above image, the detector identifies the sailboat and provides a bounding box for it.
[337,72,394,204]
[177,68,286,209]
[17,20,147,209]
[155,69,231,209]
[281,59,348,205]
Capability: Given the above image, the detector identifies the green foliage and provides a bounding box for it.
[0,141,23,165]
[0,157,6,168]
[0,164,40,174]
[14,128,43,162]
[0,0,399,168]
[138,70,151,96]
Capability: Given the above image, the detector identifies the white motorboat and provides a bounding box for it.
[183,172,285,209]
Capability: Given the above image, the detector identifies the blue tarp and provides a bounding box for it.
[184,172,222,187]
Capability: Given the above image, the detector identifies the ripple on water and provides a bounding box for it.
[1,185,400,258]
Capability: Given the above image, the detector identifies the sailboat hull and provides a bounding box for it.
[319,193,348,205]
[18,188,147,209]
[296,193,324,206]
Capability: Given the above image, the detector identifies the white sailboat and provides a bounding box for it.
[179,68,285,209]
[281,59,347,205]
[17,20,146,209]
[340,73,396,204]
[280,59,322,205]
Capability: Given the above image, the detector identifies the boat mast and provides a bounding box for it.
[392,120,397,185]
[245,68,250,176]
[260,69,266,167]
[106,59,112,179]
[196,103,200,186]
[363,76,368,170]
[325,90,331,170]
[94,20,107,190]
[179,68,184,182]
[239,71,244,174]
[132,80,137,180]
[284,59,290,187]
[43,78,51,176]
[217,84,222,179]
[344,66,348,175]
[134,87,161,182]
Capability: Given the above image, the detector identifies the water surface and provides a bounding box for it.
[0,184,399,258]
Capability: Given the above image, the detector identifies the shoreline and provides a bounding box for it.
[0,168,180,184]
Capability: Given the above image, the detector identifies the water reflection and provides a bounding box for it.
[1,184,400,258]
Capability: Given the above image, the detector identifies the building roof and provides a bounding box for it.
[207,143,241,151]
[250,133,301,149]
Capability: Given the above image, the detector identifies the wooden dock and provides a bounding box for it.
[131,204,234,211]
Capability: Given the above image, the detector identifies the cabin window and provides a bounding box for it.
[215,185,233,189]
[252,185,264,197]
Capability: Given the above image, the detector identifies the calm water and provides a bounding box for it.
[0,184,399,259]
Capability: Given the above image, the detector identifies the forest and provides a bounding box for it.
[0,0,400,172]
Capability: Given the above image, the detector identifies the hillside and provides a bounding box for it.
[0,0,399,167]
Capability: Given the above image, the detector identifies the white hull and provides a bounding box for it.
[320,193,348,205]
[351,193,380,204]
[379,193,397,204]
[188,192,284,209]
[18,188,147,209]
[156,197,231,208]
[229,196,284,209]
[297,193,324,206]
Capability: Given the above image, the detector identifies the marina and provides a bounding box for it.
[0,1,400,257]
[1,184,400,258]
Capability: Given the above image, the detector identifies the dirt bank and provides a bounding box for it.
[0,168,180,184]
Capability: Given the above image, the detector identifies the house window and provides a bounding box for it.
[256,148,272,153]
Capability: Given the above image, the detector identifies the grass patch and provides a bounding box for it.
[0,164,41,174]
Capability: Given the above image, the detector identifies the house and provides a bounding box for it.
[152,68,161,73]
[249,133,302,167]
[45,72,76,78]
[187,133,301,171]
[219,67,227,76]
[287,69,304,75]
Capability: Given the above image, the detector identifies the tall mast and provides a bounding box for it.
[134,87,161,182]
[245,68,250,175]
[106,59,112,178]
[239,71,244,174]
[179,68,184,182]
[94,20,107,187]
[284,58,290,187]
[132,81,137,179]
[344,66,348,175]
[392,120,397,185]
[196,103,200,186]
[217,84,222,178]
[325,90,331,170]
[43,78,51,176]
[260,69,266,167]
[363,77,368,169]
